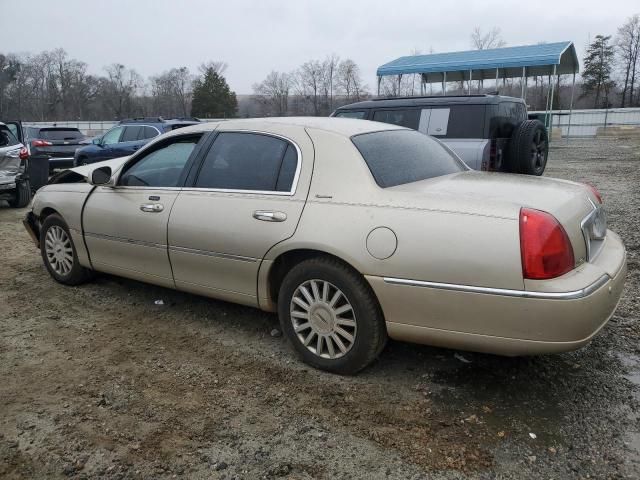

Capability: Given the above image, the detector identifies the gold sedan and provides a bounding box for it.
[24,118,626,374]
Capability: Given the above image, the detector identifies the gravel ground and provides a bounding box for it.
[1,136,639,479]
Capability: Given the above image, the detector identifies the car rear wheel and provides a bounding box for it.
[8,180,31,208]
[506,120,548,175]
[40,214,93,285]
[278,257,387,374]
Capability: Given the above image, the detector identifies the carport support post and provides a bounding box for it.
[495,68,499,92]
[442,72,447,95]
[377,76,381,97]
[548,64,557,139]
[521,67,526,98]
[397,75,402,97]
[468,69,472,95]
[566,72,576,143]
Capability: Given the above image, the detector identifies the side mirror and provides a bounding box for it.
[90,166,113,186]
[92,137,102,146]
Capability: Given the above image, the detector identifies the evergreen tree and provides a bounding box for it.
[582,35,616,108]
[191,67,237,118]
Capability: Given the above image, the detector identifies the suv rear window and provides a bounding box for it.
[38,128,84,140]
[352,130,466,188]
[435,105,485,139]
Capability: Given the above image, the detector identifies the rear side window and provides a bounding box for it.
[121,126,143,142]
[335,111,367,119]
[195,132,297,192]
[373,109,420,129]
[141,126,159,139]
[0,126,20,147]
[442,105,485,138]
[352,130,465,188]
[39,128,84,140]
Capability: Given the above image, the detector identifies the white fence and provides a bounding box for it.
[530,107,640,138]
[22,108,640,139]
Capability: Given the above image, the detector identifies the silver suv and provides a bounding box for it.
[332,94,548,176]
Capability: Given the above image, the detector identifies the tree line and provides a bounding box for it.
[1,15,639,122]
[0,50,237,121]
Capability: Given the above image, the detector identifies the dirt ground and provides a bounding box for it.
[1,137,639,480]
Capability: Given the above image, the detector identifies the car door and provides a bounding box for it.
[167,126,313,306]
[97,126,125,160]
[83,132,206,288]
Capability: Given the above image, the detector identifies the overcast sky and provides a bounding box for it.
[1,0,638,93]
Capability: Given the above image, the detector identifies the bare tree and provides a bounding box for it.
[471,26,506,50]
[102,64,143,118]
[294,60,324,115]
[336,59,366,101]
[198,61,228,76]
[322,54,340,112]
[252,70,291,116]
[616,14,640,107]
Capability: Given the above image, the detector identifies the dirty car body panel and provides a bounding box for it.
[25,117,627,371]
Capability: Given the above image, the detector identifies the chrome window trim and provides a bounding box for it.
[382,274,610,300]
[191,129,302,197]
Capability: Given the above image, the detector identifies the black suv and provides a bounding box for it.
[332,94,548,175]
[24,126,86,172]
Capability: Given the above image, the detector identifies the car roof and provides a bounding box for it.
[165,117,405,137]
[334,94,525,111]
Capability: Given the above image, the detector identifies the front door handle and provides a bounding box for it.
[140,203,164,213]
[253,210,287,222]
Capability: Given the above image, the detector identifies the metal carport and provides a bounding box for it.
[376,42,579,132]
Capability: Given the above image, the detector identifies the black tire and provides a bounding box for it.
[8,180,31,208]
[40,214,93,285]
[278,256,387,375]
[505,120,549,175]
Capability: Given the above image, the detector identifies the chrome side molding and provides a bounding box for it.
[382,274,610,300]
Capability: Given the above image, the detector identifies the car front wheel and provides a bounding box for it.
[40,214,93,285]
[278,257,387,374]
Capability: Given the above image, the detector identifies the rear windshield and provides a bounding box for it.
[39,128,84,140]
[352,129,466,188]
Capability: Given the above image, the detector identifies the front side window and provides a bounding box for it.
[102,126,124,145]
[195,132,297,192]
[372,109,420,129]
[335,111,367,119]
[119,136,200,187]
[352,129,466,188]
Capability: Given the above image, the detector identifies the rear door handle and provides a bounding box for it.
[140,203,164,213]
[253,210,287,222]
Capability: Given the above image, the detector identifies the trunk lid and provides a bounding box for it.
[386,171,598,262]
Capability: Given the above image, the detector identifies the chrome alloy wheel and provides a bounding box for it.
[290,279,357,359]
[44,225,74,276]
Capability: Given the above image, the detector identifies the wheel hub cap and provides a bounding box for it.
[290,279,357,359]
[44,225,74,276]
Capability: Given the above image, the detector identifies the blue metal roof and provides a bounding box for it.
[377,42,579,77]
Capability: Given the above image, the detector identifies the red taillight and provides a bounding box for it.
[32,139,52,147]
[585,183,603,204]
[519,208,575,280]
[19,147,29,161]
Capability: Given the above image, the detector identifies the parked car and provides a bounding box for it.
[73,117,200,166]
[332,94,548,175]
[24,126,86,172]
[0,121,31,208]
[24,118,626,374]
